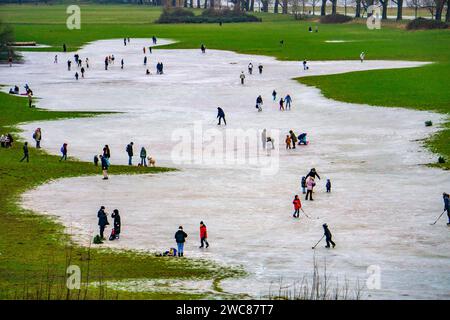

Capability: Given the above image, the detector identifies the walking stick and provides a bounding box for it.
[430,210,446,225]
[311,235,325,250]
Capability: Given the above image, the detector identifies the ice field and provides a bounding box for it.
[1,39,449,299]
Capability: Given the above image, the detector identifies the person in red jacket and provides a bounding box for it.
[293,195,301,218]
[199,221,209,249]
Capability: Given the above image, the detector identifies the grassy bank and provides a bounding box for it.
[0,91,242,299]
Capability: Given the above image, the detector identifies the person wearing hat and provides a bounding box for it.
[443,193,450,225]
[199,221,209,249]
[174,226,188,257]
[97,206,109,240]
[323,223,335,248]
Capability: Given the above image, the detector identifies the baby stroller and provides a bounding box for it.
[298,133,308,145]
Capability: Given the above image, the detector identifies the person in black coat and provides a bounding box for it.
[323,223,336,248]
[97,206,109,239]
[20,142,29,163]
[126,142,134,165]
[306,168,320,180]
[174,226,188,257]
[112,209,121,239]
[217,107,226,126]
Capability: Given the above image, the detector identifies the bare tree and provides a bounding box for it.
[407,0,423,18]
[392,0,404,20]
[379,0,388,19]
[355,0,362,17]
[309,0,321,14]
[434,0,445,20]
[446,0,450,21]
[329,0,338,14]
[321,0,327,15]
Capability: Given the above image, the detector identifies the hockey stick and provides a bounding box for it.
[430,210,446,225]
[312,235,325,250]
[301,208,319,220]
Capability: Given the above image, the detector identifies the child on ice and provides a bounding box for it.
[285,135,291,149]
[293,195,302,218]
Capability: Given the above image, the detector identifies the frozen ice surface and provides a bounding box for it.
[2,38,449,299]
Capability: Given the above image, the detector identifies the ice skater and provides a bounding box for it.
[152,36,157,45]
[323,223,336,248]
[199,221,209,248]
[258,63,263,74]
[81,67,85,78]
[279,98,285,111]
[293,195,302,218]
[326,179,331,193]
[248,62,253,74]
[217,107,226,126]
[240,71,245,85]
[104,57,108,70]
[126,142,134,165]
[272,90,277,101]
[285,94,292,110]
[121,59,124,69]
[301,176,306,194]
[75,72,79,80]
[144,56,147,66]
[256,95,263,112]
[174,226,188,257]
[298,133,308,145]
[97,206,109,240]
[67,60,71,71]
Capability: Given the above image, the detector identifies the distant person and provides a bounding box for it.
[272,90,277,101]
[308,26,312,32]
[111,209,121,240]
[174,226,188,257]
[104,57,108,70]
[59,143,68,161]
[123,38,126,46]
[152,36,157,45]
[323,223,336,248]
[75,72,79,80]
[143,47,146,54]
[94,155,99,166]
[285,135,291,149]
[305,176,315,201]
[140,147,147,167]
[81,67,85,78]
[201,44,206,53]
[303,59,308,70]
[360,52,365,63]
[97,206,109,240]
[248,62,253,74]
[27,92,33,108]
[240,71,245,85]
[289,130,297,149]
[315,25,319,33]
[261,129,267,149]
[256,95,263,112]
[19,142,29,163]
[293,195,302,218]
[279,98,285,111]
[301,176,307,194]
[285,94,292,110]
[298,133,308,145]
[217,107,226,126]
[100,155,109,180]
[146,69,150,75]
[144,56,147,66]
[258,63,263,74]
[121,59,124,69]
[63,43,67,52]
[33,128,41,148]
[326,179,331,193]
[126,142,134,165]
[67,60,71,71]
[199,221,209,248]
[85,57,89,68]
[443,193,450,225]
[54,55,58,64]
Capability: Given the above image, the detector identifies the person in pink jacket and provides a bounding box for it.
[305,176,315,201]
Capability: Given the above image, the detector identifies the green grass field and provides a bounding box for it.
[0,4,449,299]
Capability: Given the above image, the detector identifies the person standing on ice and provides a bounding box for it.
[289,130,297,149]
[54,55,58,64]
[279,98,285,111]
[303,59,308,70]
[199,221,209,248]
[293,195,302,218]
[261,129,267,149]
[326,179,331,193]
[97,206,109,240]
[126,142,134,165]
[67,60,71,71]
[144,56,147,66]
[248,62,253,74]
[140,147,147,167]
[305,176,315,201]
[59,143,68,161]
[152,36,157,45]
[306,168,320,180]
[81,67,85,78]
[240,71,245,85]
[323,223,336,248]
[258,63,263,74]
[285,94,292,110]
[143,47,146,54]
[256,95,263,112]
[75,72,79,80]
[100,155,109,180]
[85,58,89,68]
[174,226,188,257]
[301,176,307,194]
[201,44,206,53]
[111,209,121,240]
[272,90,277,101]
[104,57,108,70]
[33,128,42,149]
[123,38,127,46]
[217,107,226,126]
[443,193,450,224]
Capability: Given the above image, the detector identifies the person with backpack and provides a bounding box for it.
[59,143,68,161]
[174,226,188,257]
[323,223,336,248]
[126,142,134,165]
[301,176,307,194]
[97,206,109,240]
[111,209,121,240]
[199,221,209,249]
[217,107,226,126]
[33,128,41,148]
[293,195,302,218]
[140,147,147,167]
[19,142,29,163]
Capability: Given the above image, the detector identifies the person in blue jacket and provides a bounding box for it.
[217,107,226,126]
[444,193,450,224]
[97,206,109,239]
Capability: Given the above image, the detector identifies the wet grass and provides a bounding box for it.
[0,91,243,299]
